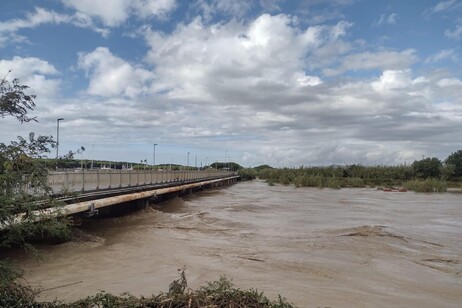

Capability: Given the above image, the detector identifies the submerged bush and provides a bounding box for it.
[403,179,447,192]
[239,168,257,181]
[257,165,410,188]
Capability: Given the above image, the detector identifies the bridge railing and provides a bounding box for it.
[46,169,236,194]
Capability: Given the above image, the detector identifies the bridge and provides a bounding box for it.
[6,169,239,228]
[47,169,237,195]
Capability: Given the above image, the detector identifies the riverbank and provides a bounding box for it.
[2,270,295,307]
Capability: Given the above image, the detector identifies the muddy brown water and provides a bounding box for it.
[10,180,462,307]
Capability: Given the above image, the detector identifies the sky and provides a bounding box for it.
[0,0,461,168]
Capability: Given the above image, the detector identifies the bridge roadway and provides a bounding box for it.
[6,170,239,229]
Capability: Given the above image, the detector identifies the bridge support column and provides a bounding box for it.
[136,198,150,209]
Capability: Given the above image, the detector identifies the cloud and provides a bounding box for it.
[61,0,177,26]
[2,3,461,167]
[136,14,462,166]
[425,49,458,63]
[324,49,417,76]
[445,24,462,39]
[78,47,155,98]
[0,56,61,98]
[371,70,414,94]
[0,7,68,33]
[375,13,398,26]
[259,0,284,12]
[437,78,462,87]
[430,0,460,13]
[144,14,327,104]
[0,6,109,47]
[193,0,253,21]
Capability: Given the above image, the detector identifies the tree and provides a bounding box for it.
[210,162,242,171]
[445,150,462,178]
[1,77,71,303]
[412,157,442,179]
[1,76,71,246]
[0,73,37,123]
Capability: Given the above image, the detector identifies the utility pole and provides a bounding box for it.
[91,144,94,169]
[56,118,64,170]
[153,143,157,169]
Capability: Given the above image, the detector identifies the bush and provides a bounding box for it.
[238,168,257,181]
[0,260,35,308]
[403,179,447,192]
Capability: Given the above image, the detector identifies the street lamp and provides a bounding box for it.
[187,152,190,169]
[153,143,157,169]
[56,118,64,168]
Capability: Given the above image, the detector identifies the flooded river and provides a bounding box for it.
[13,180,462,307]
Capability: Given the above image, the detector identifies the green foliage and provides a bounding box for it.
[403,179,447,192]
[412,157,442,179]
[238,168,257,180]
[440,164,455,181]
[210,161,242,171]
[0,133,71,249]
[254,164,273,171]
[445,150,462,177]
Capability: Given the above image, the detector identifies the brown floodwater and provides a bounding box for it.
[11,180,462,307]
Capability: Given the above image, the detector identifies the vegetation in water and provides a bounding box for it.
[247,157,460,192]
[403,179,447,192]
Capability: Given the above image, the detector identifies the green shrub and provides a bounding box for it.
[403,179,447,192]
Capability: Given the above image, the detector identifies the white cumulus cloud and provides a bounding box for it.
[0,56,61,98]
[144,14,329,103]
[78,47,155,98]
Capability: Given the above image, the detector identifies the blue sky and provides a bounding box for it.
[1,0,461,167]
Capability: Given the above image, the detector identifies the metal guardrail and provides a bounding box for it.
[46,169,235,194]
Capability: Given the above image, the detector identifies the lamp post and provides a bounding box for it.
[56,118,64,169]
[153,143,157,169]
[187,152,190,170]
